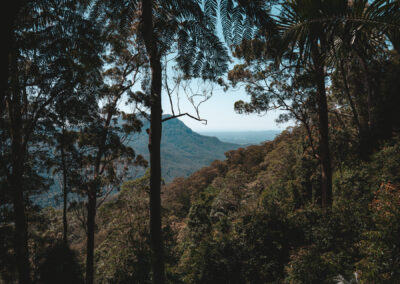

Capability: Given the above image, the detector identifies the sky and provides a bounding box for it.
[161,83,291,132]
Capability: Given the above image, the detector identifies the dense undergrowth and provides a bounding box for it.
[4,125,399,283]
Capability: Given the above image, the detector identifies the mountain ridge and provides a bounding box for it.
[129,115,241,181]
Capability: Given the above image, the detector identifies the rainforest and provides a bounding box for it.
[1,0,400,283]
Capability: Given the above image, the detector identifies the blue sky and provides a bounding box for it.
[161,83,291,132]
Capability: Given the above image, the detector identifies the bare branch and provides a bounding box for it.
[162,113,207,124]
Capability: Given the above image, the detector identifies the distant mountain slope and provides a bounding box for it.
[33,116,239,207]
[130,116,240,181]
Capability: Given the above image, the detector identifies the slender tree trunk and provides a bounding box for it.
[85,104,113,283]
[338,58,371,158]
[10,137,30,283]
[141,0,165,282]
[60,132,68,245]
[148,64,164,284]
[316,68,332,208]
[85,185,97,284]
[312,47,332,208]
[357,54,376,143]
[339,59,362,135]
[9,46,30,284]
[11,165,30,284]
[0,0,22,115]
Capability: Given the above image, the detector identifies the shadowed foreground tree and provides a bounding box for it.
[1,1,101,282]
[0,0,22,115]
[91,0,229,281]
[140,1,229,281]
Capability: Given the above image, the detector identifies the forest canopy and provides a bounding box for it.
[1,0,400,283]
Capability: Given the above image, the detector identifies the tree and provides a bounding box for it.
[0,0,22,115]
[223,0,352,207]
[71,19,147,283]
[140,1,229,281]
[49,2,104,246]
[92,1,229,282]
[271,0,359,208]
[1,1,101,282]
[229,54,321,161]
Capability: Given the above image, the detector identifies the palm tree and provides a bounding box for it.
[217,0,347,207]
[266,0,353,207]
[264,0,400,207]
[263,0,400,207]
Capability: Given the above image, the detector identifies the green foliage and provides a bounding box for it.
[23,121,400,283]
[2,1,400,283]
[356,182,400,282]
[236,210,302,283]
[95,174,152,283]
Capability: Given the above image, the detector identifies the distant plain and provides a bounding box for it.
[198,130,281,145]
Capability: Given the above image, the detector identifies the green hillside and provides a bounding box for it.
[129,116,240,181]
[34,125,400,283]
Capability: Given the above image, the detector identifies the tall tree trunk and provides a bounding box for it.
[0,0,22,115]
[339,59,362,136]
[85,103,114,283]
[11,164,30,284]
[148,63,164,284]
[338,58,370,158]
[141,0,165,282]
[60,131,68,245]
[357,52,376,151]
[85,185,97,284]
[9,46,30,284]
[312,47,332,208]
[316,68,332,208]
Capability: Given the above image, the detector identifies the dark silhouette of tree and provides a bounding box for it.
[140,1,229,281]
[139,1,165,282]
[94,1,229,282]
[49,2,104,247]
[0,0,22,116]
[1,1,102,281]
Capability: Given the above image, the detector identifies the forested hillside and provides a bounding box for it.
[1,0,400,283]
[16,125,400,283]
[130,116,240,181]
[32,117,240,207]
